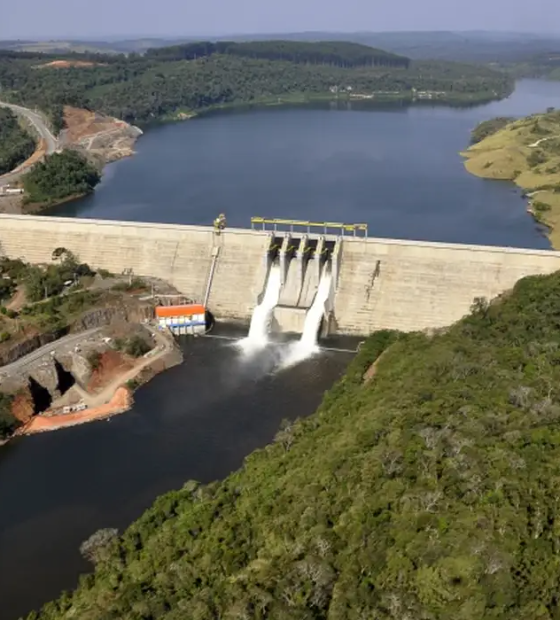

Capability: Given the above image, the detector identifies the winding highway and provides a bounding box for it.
[0,101,58,185]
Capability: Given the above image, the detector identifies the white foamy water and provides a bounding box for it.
[281,266,332,368]
[239,263,282,354]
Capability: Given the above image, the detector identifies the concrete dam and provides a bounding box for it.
[1,213,560,336]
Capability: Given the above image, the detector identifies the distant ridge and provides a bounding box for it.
[2,30,560,62]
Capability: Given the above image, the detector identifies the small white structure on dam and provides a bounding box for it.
[1,213,560,336]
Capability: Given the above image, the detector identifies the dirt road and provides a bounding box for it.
[84,328,174,407]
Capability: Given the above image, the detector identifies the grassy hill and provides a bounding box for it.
[463,109,560,247]
[27,270,560,619]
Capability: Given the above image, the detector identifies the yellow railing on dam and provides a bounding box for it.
[251,217,368,237]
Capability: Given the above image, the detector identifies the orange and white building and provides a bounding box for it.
[155,304,207,336]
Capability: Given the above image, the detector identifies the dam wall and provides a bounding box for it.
[335,236,560,334]
[1,214,560,334]
[0,215,270,322]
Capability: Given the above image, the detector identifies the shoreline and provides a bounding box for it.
[21,190,91,213]
[1,327,183,444]
[15,386,133,436]
[460,107,560,250]
[461,150,558,249]
[154,88,512,125]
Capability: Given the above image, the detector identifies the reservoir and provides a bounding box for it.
[56,79,560,249]
[2,78,560,620]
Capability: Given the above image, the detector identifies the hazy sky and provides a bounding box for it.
[2,0,560,40]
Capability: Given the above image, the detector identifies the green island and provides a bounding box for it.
[463,108,560,248]
[27,270,560,619]
[0,41,513,129]
[0,107,36,175]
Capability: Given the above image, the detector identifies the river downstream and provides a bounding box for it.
[2,79,560,620]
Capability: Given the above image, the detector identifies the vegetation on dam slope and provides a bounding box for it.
[0,41,514,128]
[30,270,560,619]
[463,108,560,248]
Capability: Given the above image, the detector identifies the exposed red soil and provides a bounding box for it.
[363,347,393,384]
[11,390,35,423]
[86,349,133,392]
[21,387,132,434]
[63,106,126,143]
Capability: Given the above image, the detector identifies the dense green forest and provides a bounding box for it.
[28,270,560,619]
[144,40,410,68]
[0,107,36,175]
[22,150,100,205]
[0,42,514,126]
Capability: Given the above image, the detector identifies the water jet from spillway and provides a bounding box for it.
[238,263,282,354]
[280,266,332,369]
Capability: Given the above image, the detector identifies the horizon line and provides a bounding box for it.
[2,28,560,43]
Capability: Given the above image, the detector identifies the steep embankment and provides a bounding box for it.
[59,105,142,164]
[463,109,560,247]
[29,271,560,619]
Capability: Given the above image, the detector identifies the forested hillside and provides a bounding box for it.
[144,40,410,67]
[0,107,36,175]
[506,52,560,81]
[29,270,560,619]
[0,41,514,127]
[22,150,100,206]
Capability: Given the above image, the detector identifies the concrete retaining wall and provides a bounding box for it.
[1,214,560,334]
[273,306,307,334]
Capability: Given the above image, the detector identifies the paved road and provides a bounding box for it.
[0,101,57,154]
[0,101,58,185]
[0,328,101,375]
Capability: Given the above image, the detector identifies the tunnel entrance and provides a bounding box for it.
[305,238,318,260]
[28,377,52,415]
[54,359,76,396]
[321,240,336,265]
[268,236,283,261]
